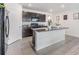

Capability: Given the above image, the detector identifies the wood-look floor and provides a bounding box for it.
[6,35,79,55]
[6,37,35,55]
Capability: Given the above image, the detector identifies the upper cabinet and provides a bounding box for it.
[22,11,46,22]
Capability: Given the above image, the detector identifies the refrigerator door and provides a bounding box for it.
[0,8,5,55]
[5,10,9,38]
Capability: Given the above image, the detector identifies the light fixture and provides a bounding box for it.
[48,16,51,20]
[28,3,32,7]
[61,4,65,8]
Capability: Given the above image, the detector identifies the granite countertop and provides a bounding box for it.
[32,27,69,32]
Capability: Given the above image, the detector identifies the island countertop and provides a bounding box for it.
[32,27,69,32]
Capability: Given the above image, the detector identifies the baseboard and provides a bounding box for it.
[65,34,79,39]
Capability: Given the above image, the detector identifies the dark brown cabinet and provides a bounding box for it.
[22,11,46,38]
[22,11,46,22]
[22,26,32,38]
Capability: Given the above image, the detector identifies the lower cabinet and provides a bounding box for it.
[22,27,32,38]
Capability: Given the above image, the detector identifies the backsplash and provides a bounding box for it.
[22,22,48,26]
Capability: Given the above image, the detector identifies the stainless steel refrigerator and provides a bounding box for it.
[0,4,9,55]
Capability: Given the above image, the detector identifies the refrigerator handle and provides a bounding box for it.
[6,16,9,37]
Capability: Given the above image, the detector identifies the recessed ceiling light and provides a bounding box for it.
[61,4,65,8]
[49,9,53,12]
[28,3,32,7]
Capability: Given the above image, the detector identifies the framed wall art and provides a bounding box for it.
[63,15,68,20]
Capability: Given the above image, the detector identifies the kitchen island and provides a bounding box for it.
[32,27,68,51]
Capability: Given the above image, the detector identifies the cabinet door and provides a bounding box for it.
[22,12,46,22]
[22,27,32,37]
[39,14,46,22]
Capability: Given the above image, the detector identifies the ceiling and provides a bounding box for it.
[21,3,79,13]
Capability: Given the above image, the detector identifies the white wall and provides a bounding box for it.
[5,3,22,44]
[22,8,53,26]
[52,10,79,38]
